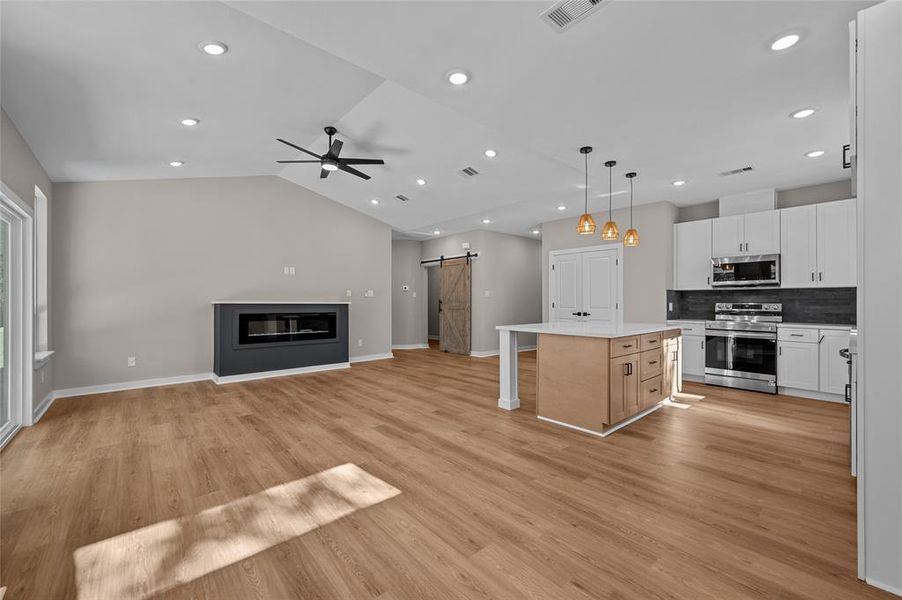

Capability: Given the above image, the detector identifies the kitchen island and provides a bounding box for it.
[497,322,682,436]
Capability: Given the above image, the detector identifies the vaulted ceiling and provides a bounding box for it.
[1,1,864,238]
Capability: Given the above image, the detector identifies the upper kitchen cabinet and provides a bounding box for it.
[711,211,780,258]
[780,199,857,288]
[673,219,712,290]
[816,199,857,287]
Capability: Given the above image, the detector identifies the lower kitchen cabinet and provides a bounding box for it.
[777,340,820,391]
[610,353,640,423]
[820,329,852,395]
[682,335,705,377]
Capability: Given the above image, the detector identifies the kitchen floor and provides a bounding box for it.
[1,347,888,599]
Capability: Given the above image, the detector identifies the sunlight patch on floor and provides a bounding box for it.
[74,463,400,600]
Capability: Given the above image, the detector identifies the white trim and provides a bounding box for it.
[34,349,54,369]
[428,334,440,341]
[0,423,21,450]
[866,578,902,597]
[212,363,348,385]
[0,182,35,217]
[55,372,214,398]
[777,387,846,403]
[538,400,666,438]
[471,345,537,358]
[32,391,54,423]
[350,352,394,363]
[498,396,520,410]
[391,343,429,350]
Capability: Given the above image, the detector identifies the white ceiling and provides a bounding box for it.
[1,0,867,238]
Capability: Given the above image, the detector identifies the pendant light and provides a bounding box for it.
[623,171,640,247]
[601,160,619,241]
[576,146,596,235]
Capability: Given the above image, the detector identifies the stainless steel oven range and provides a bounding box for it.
[704,302,782,394]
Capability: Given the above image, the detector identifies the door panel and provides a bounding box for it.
[777,341,819,390]
[439,259,471,355]
[551,253,581,321]
[682,335,705,376]
[817,199,857,287]
[743,210,780,255]
[609,354,638,423]
[780,205,817,287]
[582,250,617,323]
[674,219,712,290]
[711,215,744,258]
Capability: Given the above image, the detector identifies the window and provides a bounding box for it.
[34,186,47,353]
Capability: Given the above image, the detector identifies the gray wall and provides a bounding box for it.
[391,240,427,347]
[542,201,679,324]
[676,179,854,222]
[421,230,542,354]
[52,176,392,390]
[0,108,53,406]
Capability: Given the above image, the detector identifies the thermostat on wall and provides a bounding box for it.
[462,242,470,250]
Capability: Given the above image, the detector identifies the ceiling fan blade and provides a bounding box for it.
[276,138,322,160]
[337,163,371,180]
[339,158,385,165]
[327,139,343,158]
[320,168,330,179]
[276,160,322,163]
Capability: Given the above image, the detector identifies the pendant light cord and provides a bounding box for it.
[629,176,634,227]
[608,164,613,218]
[584,153,589,213]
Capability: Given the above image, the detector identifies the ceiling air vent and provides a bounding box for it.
[719,166,754,177]
[540,0,610,33]
[395,194,409,202]
[459,166,479,177]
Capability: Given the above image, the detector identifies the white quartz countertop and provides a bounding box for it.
[496,322,674,338]
[211,300,351,305]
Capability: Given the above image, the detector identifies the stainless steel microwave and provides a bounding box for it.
[711,254,780,287]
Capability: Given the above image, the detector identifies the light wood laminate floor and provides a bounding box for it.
[1,346,890,599]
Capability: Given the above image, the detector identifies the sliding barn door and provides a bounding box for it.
[440,258,471,354]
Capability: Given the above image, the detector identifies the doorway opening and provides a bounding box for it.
[422,253,474,356]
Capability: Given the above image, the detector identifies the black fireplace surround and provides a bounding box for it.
[214,303,349,377]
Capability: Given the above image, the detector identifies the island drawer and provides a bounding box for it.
[640,332,662,351]
[611,336,639,357]
[640,348,663,380]
[640,376,663,409]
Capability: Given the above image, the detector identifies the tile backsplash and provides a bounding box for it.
[666,287,856,324]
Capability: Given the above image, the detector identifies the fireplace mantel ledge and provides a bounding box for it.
[210,300,352,305]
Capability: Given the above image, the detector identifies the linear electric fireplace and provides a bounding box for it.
[213,302,349,379]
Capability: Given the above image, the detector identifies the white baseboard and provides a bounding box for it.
[391,343,429,350]
[428,335,440,341]
[54,372,215,399]
[32,391,55,423]
[778,387,846,403]
[212,363,349,385]
[470,345,537,358]
[350,352,394,363]
[538,400,665,438]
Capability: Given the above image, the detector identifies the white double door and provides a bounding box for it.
[550,247,621,325]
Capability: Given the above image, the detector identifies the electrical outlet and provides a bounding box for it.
[668,302,673,311]
[346,289,352,298]
[283,266,290,275]
[289,266,296,275]
[412,292,417,298]
[357,339,364,347]
[365,290,374,297]
[127,356,137,367]
[484,290,491,298]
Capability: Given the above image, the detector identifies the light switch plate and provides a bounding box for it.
[484,290,491,297]
[365,290,375,297]
[346,289,352,297]
[127,356,136,367]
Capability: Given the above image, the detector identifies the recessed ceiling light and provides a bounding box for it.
[557,205,567,211]
[791,107,817,119]
[805,150,826,158]
[180,117,199,127]
[482,218,492,224]
[771,34,800,51]
[484,149,497,158]
[532,229,541,235]
[199,41,228,56]
[416,178,427,186]
[672,180,686,187]
[447,71,469,85]
[433,229,441,235]
[322,163,339,172]
[370,198,380,205]
[169,160,184,167]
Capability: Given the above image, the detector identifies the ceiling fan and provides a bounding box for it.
[276,126,385,180]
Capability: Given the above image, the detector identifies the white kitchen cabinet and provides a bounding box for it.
[743,210,781,255]
[778,340,819,391]
[820,329,851,395]
[780,205,818,287]
[673,219,712,290]
[711,211,779,258]
[681,335,705,377]
[816,199,857,287]
[711,214,744,257]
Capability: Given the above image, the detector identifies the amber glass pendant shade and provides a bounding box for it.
[623,228,640,247]
[577,213,596,235]
[601,220,620,240]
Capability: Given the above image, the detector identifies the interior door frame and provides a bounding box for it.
[0,182,34,449]
[548,243,623,327]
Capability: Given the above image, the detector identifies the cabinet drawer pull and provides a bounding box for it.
[790,333,804,337]
[649,360,658,365]
[650,388,658,393]
[623,343,633,348]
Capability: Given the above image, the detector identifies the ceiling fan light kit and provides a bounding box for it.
[600,159,620,241]
[576,145,597,235]
[623,171,640,247]
[276,125,385,180]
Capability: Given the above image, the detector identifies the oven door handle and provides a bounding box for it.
[705,330,777,340]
